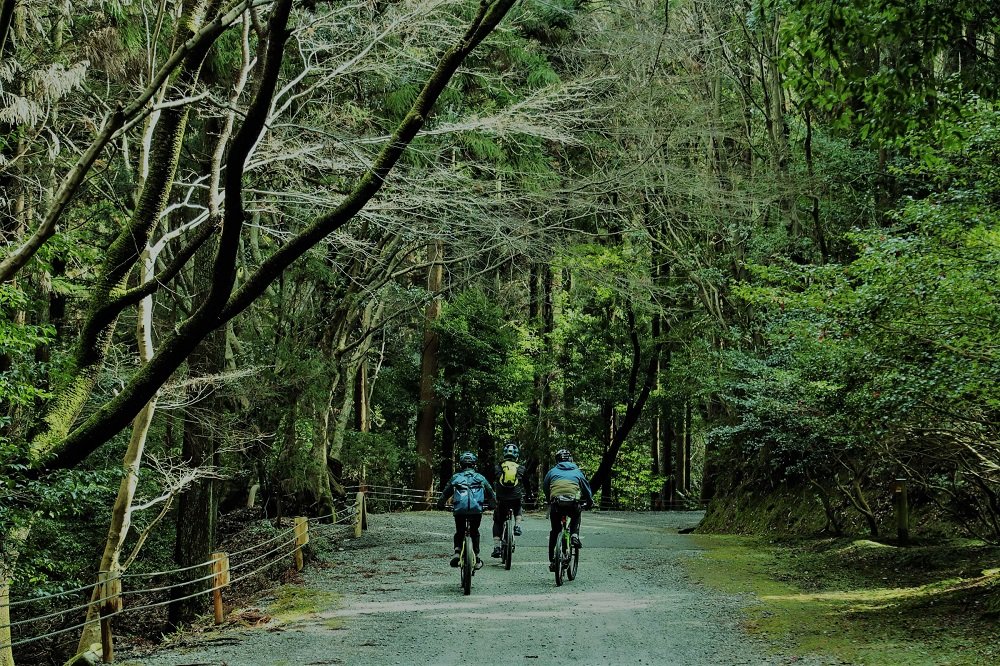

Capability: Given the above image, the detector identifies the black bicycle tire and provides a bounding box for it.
[567,543,579,580]
[554,534,565,586]
[503,516,514,570]
[461,535,473,595]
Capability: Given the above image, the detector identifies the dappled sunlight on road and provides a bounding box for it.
[320,590,656,619]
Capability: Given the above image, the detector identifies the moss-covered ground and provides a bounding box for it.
[683,534,1000,665]
[266,584,341,624]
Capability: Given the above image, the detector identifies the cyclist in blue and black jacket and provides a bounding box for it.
[542,449,593,572]
[436,451,496,569]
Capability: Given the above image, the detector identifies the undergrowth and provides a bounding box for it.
[684,534,1000,665]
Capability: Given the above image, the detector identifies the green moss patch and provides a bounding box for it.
[267,584,341,623]
[684,534,1000,665]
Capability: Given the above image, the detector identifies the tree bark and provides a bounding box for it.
[0,526,30,666]
[415,240,443,503]
[0,0,15,57]
[589,309,664,495]
[168,229,225,626]
[76,244,161,653]
[439,398,456,484]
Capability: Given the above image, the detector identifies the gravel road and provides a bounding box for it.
[126,510,841,666]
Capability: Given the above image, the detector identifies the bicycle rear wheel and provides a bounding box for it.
[503,518,514,570]
[554,536,566,586]
[461,536,473,595]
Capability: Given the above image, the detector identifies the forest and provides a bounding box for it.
[1,0,998,662]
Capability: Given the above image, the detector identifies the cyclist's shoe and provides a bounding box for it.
[513,525,522,536]
[450,555,460,568]
[571,534,582,548]
[475,557,484,570]
[548,560,558,572]
[491,546,502,558]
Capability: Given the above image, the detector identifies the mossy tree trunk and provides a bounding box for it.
[76,243,162,654]
[28,0,221,463]
[415,240,444,504]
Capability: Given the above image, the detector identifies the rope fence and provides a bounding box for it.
[348,483,708,513]
[3,483,703,662]
[0,490,369,662]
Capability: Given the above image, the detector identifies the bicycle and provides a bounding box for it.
[454,512,483,595]
[500,507,516,570]
[553,505,580,586]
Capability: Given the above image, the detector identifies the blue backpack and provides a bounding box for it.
[451,471,485,515]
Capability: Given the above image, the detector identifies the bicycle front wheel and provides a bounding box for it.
[461,536,473,595]
[567,543,579,580]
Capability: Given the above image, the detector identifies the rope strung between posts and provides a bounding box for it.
[0,536,307,651]
[0,497,368,651]
[0,581,98,609]
[227,534,299,574]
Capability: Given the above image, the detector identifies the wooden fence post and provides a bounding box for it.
[354,492,368,538]
[211,552,230,624]
[294,517,309,571]
[890,478,910,544]
[97,571,122,664]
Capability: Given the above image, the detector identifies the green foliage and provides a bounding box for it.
[780,0,999,144]
[4,468,118,591]
[435,288,533,457]
[722,103,1000,538]
[340,430,414,488]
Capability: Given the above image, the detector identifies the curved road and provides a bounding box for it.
[131,511,837,666]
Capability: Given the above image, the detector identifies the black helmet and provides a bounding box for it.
[502,443,520,461]
[554,449,572,463]
[459,451,477,467]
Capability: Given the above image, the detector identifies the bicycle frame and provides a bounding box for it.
[501,507,516,570]
[554,509,579,585]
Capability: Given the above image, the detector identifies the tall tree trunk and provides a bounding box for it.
[354,361,369,433]
[414,240,443,504]
[0,526,30,666]
[804,103,828,263]
[525,262,542,503]
[674,402,689,504]
[589,309,663,495]
[599,401,615,509]
[662,399,675,507]
[168,234,225,626]
[650,224,670,509]
[77,243,161,654]
[439,398,455,485]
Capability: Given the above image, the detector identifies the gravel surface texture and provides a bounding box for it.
[125,510,844,666]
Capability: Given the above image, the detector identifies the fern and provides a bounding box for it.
[526,66,559,89]
[384,83,421,118]
[461,134,504,162]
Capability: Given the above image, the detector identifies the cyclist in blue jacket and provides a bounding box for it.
[542,448,593,571]
[436,451,496,569]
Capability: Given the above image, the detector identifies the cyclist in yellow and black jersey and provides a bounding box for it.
[490,443,527,558]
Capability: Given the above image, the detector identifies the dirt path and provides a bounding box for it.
[127,511,845,666]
